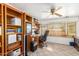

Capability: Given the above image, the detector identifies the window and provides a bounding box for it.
[48,23,66,36]
[41,22,76,37]
[67,22,76,37]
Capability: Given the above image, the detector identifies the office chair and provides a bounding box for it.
[39,30,49,48]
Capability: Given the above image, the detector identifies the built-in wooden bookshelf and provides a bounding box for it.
[0,3,33,56]
[23,13,32,51]
[33,18,40,30]
[0,4,5,56]
[4,4,24,56]
[32,18,40,47]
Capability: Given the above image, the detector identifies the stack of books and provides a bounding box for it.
[7,29,16,33]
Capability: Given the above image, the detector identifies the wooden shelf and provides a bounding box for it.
[7,13,16,18]
[7,45,22,54]
[32,18,40,47]
[0,42,1,47]
[6,32,17,35]
[0,14,1,16]
[7,13,20,18]
[7,24,21,27]
[0,4,5,56]
[7,41,21,51]
[25,19,32,23]
[23,13,32,51]
[7,24,22,28]
[7,32,22,35]
[17,32,22,34]
[0,3,24,56]
[4,4,24,56]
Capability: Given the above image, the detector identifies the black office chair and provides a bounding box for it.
[39,30,49,48]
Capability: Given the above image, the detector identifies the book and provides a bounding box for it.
[7,29,15,32]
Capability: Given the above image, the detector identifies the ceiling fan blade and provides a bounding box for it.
[55,7,62,11]
[54,13,62,17]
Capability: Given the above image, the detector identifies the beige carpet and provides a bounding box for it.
[27,43,79,56]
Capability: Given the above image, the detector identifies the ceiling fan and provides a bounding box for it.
[42,6,63,17]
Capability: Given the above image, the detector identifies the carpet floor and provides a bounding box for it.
[27,43,79,56]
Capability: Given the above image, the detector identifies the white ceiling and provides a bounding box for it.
[10,3,79,20]
[10,3,54,19]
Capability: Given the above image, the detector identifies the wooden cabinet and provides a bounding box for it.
[0,3,35,55]
[3,4,24,56]
[27,35,32,50]
[23,13,32,51]
[0,4,5,56]
[32,35,40,46]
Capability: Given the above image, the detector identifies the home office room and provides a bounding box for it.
[0,2,79,57]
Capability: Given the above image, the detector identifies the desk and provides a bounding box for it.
[32,35,40,47]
